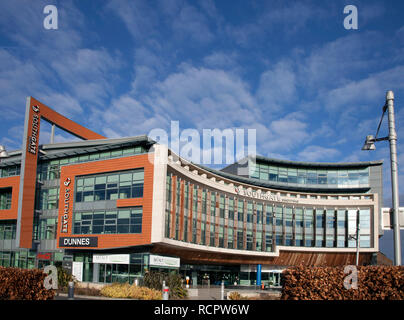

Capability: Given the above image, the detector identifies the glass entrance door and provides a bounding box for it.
[99,264,113,283]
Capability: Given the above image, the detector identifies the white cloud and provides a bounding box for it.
[297,145,340,162]
[256,60,297,113]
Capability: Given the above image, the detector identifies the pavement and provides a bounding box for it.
[53,287,281,300]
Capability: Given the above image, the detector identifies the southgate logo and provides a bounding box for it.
[61,177,71,233]
[28,105,40,155]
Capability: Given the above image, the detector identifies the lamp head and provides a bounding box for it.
[0,145,8,158]
[362,135,376,151]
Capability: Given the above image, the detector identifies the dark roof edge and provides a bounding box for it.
[250,155,383,168]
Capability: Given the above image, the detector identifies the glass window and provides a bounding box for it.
[0,189,12,210]
[316,209,324,228]
[287,168,297,184]
[269,166,278,182]
[278,168,288,183]
[297,169,306,184]
[327,171,338,184]
[73,207,142,235]
[304,208,314,228]
[307,170,317,184]
[326,209,335,229]
[317,170,327,184]
[228,198,234,220]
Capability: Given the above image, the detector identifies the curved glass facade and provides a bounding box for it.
[165,171,372,252]
[249,161,369,188]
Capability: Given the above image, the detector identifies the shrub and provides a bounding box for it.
[228,291,242,300]
[100,283,162,300]
[57,266,75,291]
[0,267,55,300]
[281,265,404,300]
[143,271,188,299]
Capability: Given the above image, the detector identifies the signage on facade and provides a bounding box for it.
[37,252,52,260]
[72,261,83,282]
[149,254,180,268]
[59,236,98,247]
[62,260,73,275]
[28,105,40,155]
[93,254,130,265]
[61,177,71,233]
[234,186,299,203]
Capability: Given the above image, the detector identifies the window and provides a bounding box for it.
[285,233,293,246]
[73,207,142,235]
[247,202,253,223]
[304,208,314,228]
[347,209,358,248]
[288,168,297,184]
[0,165,20,178]
[297,169,306,184]
[0,221,16,239]
[265,205,273,226]
[269,166,278,182]
[228,198,234,220]
[326,209,335,229]
[265,234,273,252]
[278,168,288,183]
[316,209,324,228]
[238,200,244,222]
[256,231,262,251]
[36,218,57,240]
[237,231,244,250]
[227,228,234,249]
[256,203,263,224]
[246,231,253,250]
[0,189,12,210]
[219,195,225,218]
[75,169,144,203]
[307,170,317,184]
[318,170,327,184]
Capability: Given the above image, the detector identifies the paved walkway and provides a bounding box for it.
[54,287,281,300]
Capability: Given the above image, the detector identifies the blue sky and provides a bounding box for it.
[0,0,403,262]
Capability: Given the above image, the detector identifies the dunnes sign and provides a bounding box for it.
[59,237,98,248]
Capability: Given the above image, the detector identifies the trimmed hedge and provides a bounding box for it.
[281,265,404,300]
[0,267,55,300]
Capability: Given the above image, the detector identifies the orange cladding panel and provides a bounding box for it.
[56,154,154,250]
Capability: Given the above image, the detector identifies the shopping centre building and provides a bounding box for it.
[0,97,393,286]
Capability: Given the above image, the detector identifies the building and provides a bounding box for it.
[0,97,392,287]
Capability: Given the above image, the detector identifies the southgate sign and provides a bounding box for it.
[235,186,299,204]
[28,105,40,155]
[61,177,71,233]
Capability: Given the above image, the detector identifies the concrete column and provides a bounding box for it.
[93,263,99,283]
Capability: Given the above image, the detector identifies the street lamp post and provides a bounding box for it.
[362,90,401,266]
